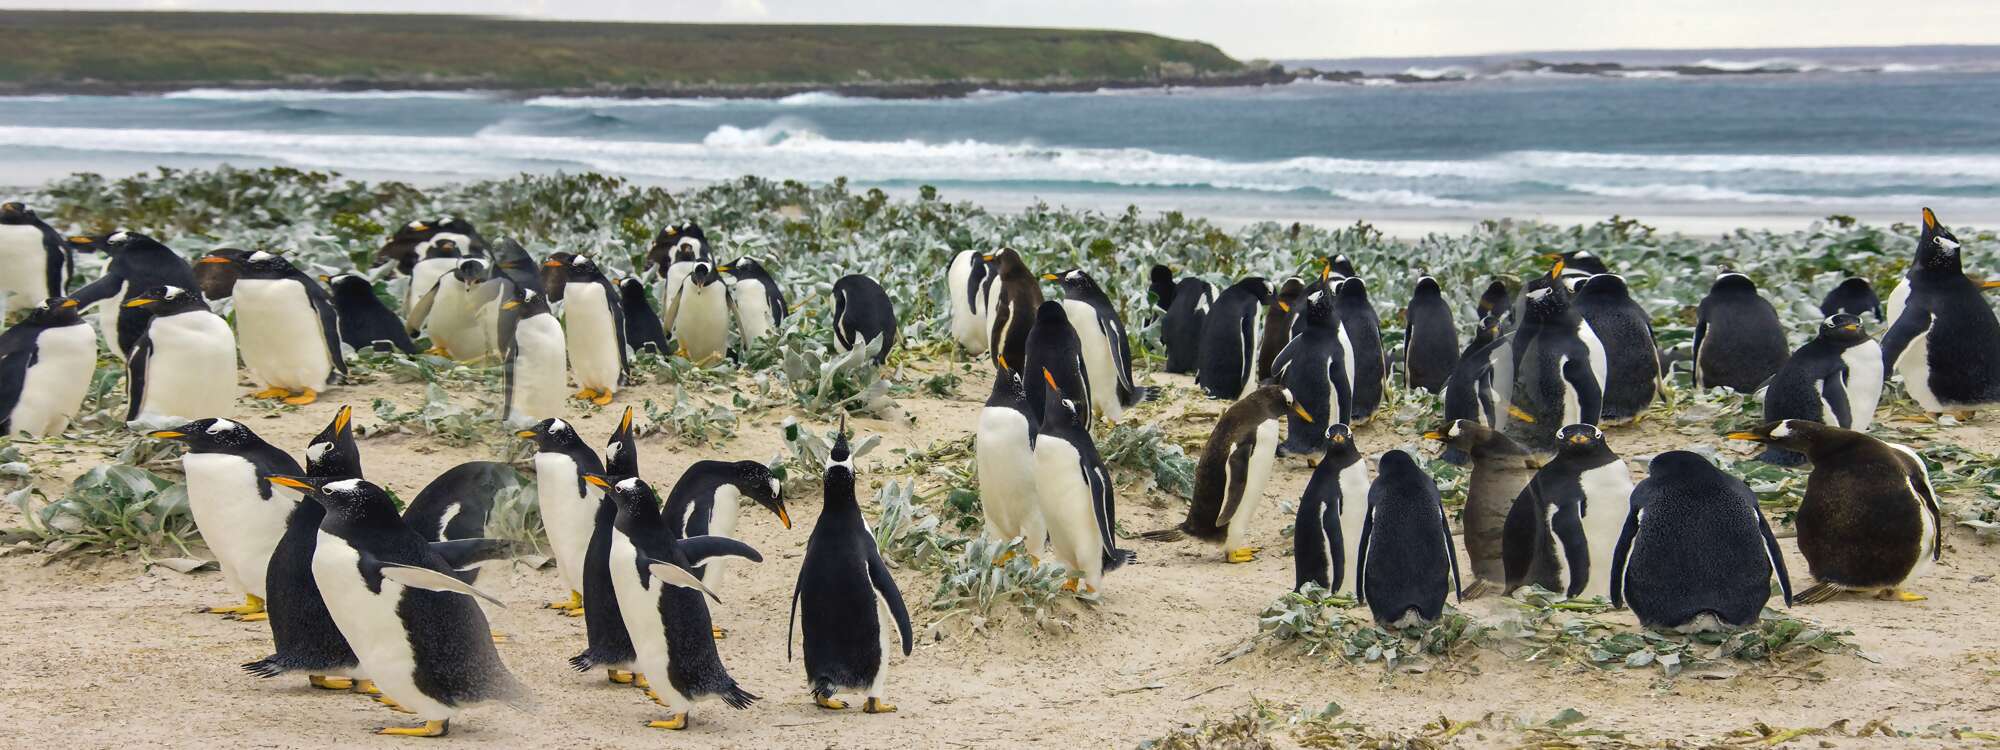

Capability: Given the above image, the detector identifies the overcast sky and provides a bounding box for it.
[13,1,1999,59]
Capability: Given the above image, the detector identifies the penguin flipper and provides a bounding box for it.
[1879,306,1930,372]
[1439,499,1463,602]
[428,538,528,569]
[406,282,440,335]
[302,275,347,376]
[1607,500,1642,609]
[1086,464,1127,573]
[68,272,121,308]
[1562,354,1604,425]
[125,335,152,422]
[786,577,800,663]
[1330,357,1353,426]
[1822,369,1853,428]
[0,349,30,433]
[1551,502,1591,599]
[380,563,507,606]
[646,561,721,603]
[680,535,764,568]
[1354,499,1375,605]
[866,549,914,656]
[1756,511,1793,607]
[1212,437,1256,527]
[599,278,627,382]
[1891,445,1945,563]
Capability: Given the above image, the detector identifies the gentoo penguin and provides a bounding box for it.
[1293,424,1369,595]
[1022,300,1093,424]
[1147,264,1178,323]
[518,418,606,614]
[266,475,524,737]
[592,474,762,730]
[1572,274,1659,425]
[1047,268,1146,422]
[203,250,344,404]
[983,249,1043,372]
[1256,277,1307,382]
[1271,290,1352,455]
[548,254,626,406]
[661,459,790,603]
[0,201,71,318]
[1424,420,1534,595]
[1439,318,1508,463]
[402,236,468,322]
[1881,208,2000,415]
[150,418,304,621]
[1755,315,1883,465]
[975,368,1046,558]
[1727,420,1940,603]
[1505,424,1634,599]
[720,257,786,343]
[246,407,360,691]
[791,423,913,713]
[1333,278,1388,423]
[408,256,503,361]
[1194,277,1272,400]
[323,273,418,354]
[1403,276,1459,393]
[1157,270,1215,375]
[121,286,237,423]
[948,249,991,355]
[1143,385,1301,563]
[618,278,670,355]
[1032,373,1138,591]
[1495,272,1607,456]
[646,221,710,333]
[66,231,197,361]
[573,407,639,683]
[1547,250,1611,285]
[1610,451,1794,632]
[1693,272,1790,392]
[374,217,486,275]
[1355,450,1462,627]
[832,274,898,365]
[402,461,510,545]
[500,289,568,426]
[1476,280,1513,324]
[0,297,91,437]
[667,261,731,364]
[1821,277,1883,321]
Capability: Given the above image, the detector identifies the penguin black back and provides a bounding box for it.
[1293,424,1361,592]
[1356,450,1461,626]
[1195,277,1271,400]
[1694,273,1789,391]
[1147,264,1178,322]
[326,274,418,354]
[1160,275,1215,374]
[66,231,199,358]
[1271,290,1351,455]
[618,277,670,354]
[1402,276,1459,394]
[1022,300,1091,423]
[1334,278,1387,422]
[832,274,898,365]
[984,249,1043,372]
[573,407,639,676]
[1257,277,1307,382]
[1820,277,1882,321]
[1573,274,1659,424]
[790,425,913,706]
[1757,315,1879,464]
[1610,452,1792,631]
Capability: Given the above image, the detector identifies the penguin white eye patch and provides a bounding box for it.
[206,419,240,434]
[1936,235,1961,251]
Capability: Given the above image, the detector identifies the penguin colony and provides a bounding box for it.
[0,203,1990,737]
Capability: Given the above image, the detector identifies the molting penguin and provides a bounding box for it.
[374,217,486,275]
[1031,373,1137,590]
[402,236,467,322]
[1693,272,1790,392]
[1271,289,1352,455]
[1402,276,1458,394]
[121,286,237,423]
[1572,274,1659,425]
[660,459,790,603]
[1505,424,1634,600]
[202,250,344,405]
[518,418,606,615]
[324,273,418,354]
[548,254,626,406]
[791,423,913,713]
[150,418,304,621]
[1495,272,1607,456]
[1256,277,1306,383]
[66,231,197,361]
[0,297,91,438]
[245,407,360,691]
[501,289,568,426]
[720,257,786,343]
[1439,317,1508,463]
[1194,277,1272,400]
[618,277,670,355]
[949,250,992,354]
[1425,420,1534,595]
[983,249,1043,373]
[1334,277,1388,423]
[975,368,1046,558]
[1755,314,1883,465]
[0,201,71,318]
[1881,208,2000,415]
[1157,269,1215,375]
[267,475,525,737]
[832,274,898,365]
[1143,385,1301,563]
[667,261,731,364]
[1355,450,1462,627]
[1048,268,1146,422]
[646,220,710,333]
[1727,420,1940,603]
[1022,300,1093,424]
[572,407,640,683]
[1476,280,1513,324]
[408,256,504,361]
[1821,277,1883,321]
[1293,424,1369,595]
[1610,451,1793,632]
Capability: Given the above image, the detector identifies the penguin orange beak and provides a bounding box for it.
[717,265,732,273]
[1725,431,1764,442]
[618,406,635,433]
[501,300,522,310]
[981,254,996,262]
[1923,207,1939,230]
[583,475,612,489]
[1841,323,1860,332]
[543,259,564,268]
[1292,403,1314,423]
[1042,368,1060,395]
[773,504,792,529]
[1549,259,1566,278]
[333,405,351,433]
[122,298,156,308]
[1277,300,1291,313]
[1568,433,1592,445]
[1981,280,2000,290]
[58,298,78,308]
[268,476,315,491]
[1421,430,1445,441]
[1041,273,1059,282]
[198,255,233,264]
[410,222,430,232]
[1329,433,1346,445]
[514,429,538,439]
[146,430,185,439]
[67,235,94,245]
[995,354,1008,371]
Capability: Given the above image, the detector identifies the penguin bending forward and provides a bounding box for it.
[1755,314,1883,465]
[0,297,93,438]
[1356,450,1463,627]
[1424,420,1534,596]
[832,274,899,366]
[1693,272,1789,392]
[660,458,790,604]
[1144,385,1303,563]
[66,231,198,361]
[948,249,991,355]
[1610,452,1793,632]
[1293,424,1369,595]
[1157,270,1215,375]
[324,273,419,354]
[791,422,914,713]
[1194,277,1272,400]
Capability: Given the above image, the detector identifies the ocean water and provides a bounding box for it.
[5,45,2000,226]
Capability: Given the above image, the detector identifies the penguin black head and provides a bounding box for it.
[1041,268,1104,299]
[688,261,721,288]
[199,249,296,279]
[1320,254,1357,281]
[1335,276,1369,303]
[1323,422,1354,446]
[587,475,661,517]
[452,257,493,285]
[601,405,641,476]
[1816,313,1869,344]
[1412,276,1442,299]
[1916,207,1963,273]
[0,201,36,225]
[717,257,771,281]
[1148,264,1178,310]
[646,221,709,272]
[1299,289,1336,328]
[422,237,465,261]
[67,230,162,255]
[122,285,209,316]
[269,476,398,522]
[539,251,576,297]
[1476,313,1503,341]
[1231,276,1274,305]
[515,417,588,451]
[1555,423,1609,454]
[18,296,82,326]
[1036,369,1087,432]
[306,405,363,479]
[147,418,270,454]
[989,366,1029,402]
[323,273,379,299]
[1727,418,1843,454]
[1575,273,1631,298]
[1032,299,1068,326]
[1477,279,1512,318]
[726,459,791,530]
[502,288,553,318]
[1374,448,1426,484]
[1708,272,1759,296]
[561,253,607,283]
[1272,277,1307,313]
[1520,277,1573,318]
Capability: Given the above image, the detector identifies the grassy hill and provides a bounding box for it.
[0,11,1258,95]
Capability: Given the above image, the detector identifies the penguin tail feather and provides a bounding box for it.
[241,657,287,679]
[719,683,759,710]
[1139,529,1186,543]
[1795,582,1845,605]
[1102,548,1138,574]
[566,652,596,673]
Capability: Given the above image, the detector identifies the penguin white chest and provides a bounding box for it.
[1884,277,1911,332]
[309,531,442,717]
[233,278,332,392]
[94,279,132,360]
[1223,419,1283,548]
[1062,300,1121,420]
[427,281,492,360]
[975,406,1042,545]
[947,252,988,353]
[659,261,696,330]
[1841,340,1885,431]
[182,453,299,598]
[0,225,49,310]
[1577,322,1609,393]
[506,315,568,424]
[1032,435,1103,575]
[532,453,600,593]
[1576,462,1634,599]
[136,310,239,421]
[562,282,621,392]
[675,280,731,362]
[732,279,776,342]
[1334,459,1373,596]
[405,258,455,318]
[606,531,672,682]
[7,323,95,437]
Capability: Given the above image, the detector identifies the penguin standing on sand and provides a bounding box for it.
[1694,272,1790,391]
[0,201,71,318]
[1572,274,1659,424]
[150,418,304,621]
[791,422,914,713]
[1821,277,1883,321]
[1610,451,1794,632]
[1755,315,1884,465]
[976,368,1046,557]
[832,274,898,365]
[245,407,360,691]
[1022,300,1093,424]
[1495,272,1607,456]
[1157,269,1215,375]
[1403,276,1459,393]
[1334,278,1388,423]
[1506,424,1634,600]
[720,258,787,343]
[1727,420,1940,603]
[519,418,605,615]
[501,289,568,426]
[1439,318,1507,463]
[647,221,710,335]
[1293,424,1369,595]
[594,474,763,730]
[984,249,1043,372]
[661,459,790,603]
[667,262,731,364]
[403,236,468,322]
[66,231,198,361]
[0,297,92,438]
[1356,450,1462,627]
[121,286,237,423]
[1144,385,1303,563]
[573,407,640,684]
[373,217,485,275]
[1257,277,1306,382]
[1048,268,1145,422]
[1195,277,1272,400]
[1881,208,2000,415]
[1032,373,1138,591]
[402,461,510,546]
[408,256,505,361]
[618,278,670,355]
[324,273,418,354]
[1271,290,1352,455]
[547,254,626,406]
[1425,420,1534,595]
[950,250,992,355]
[204,250,344,405]
[266,475,525,737]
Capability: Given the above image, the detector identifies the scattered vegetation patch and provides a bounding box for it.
[1498,586,1861,678]
[1098,422,1198,500]
[1236,584,1491,674]
[2,464,196,559]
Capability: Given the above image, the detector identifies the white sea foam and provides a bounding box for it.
[524,95,723,108]
[160,88,493,102]
[1507,150,2000,178]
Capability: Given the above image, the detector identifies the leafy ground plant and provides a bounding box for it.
[1498,586,1861,678]
[640,387,740,447]
[777,337,899,418]
[773,418,882,492]
[3,464,196,559]
[365,383,488,447]
[1097,421,1197,500]
[1237,583,1491,674]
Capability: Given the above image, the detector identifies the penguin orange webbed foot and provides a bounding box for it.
[250,387,290,399]
[608,669,635,685]
[711,626,728,640]
[1878,589,1928,602]
[207,594,265,617]
[993,550,1017,566]
[424,345,451,358]
[1060,578,1081,593]
[545,591,583,612]
[572,388,599,401]
[376,719,448,737]
[591,391,615,406]
[863,698,898,714]
[282,389,318,406]
[645,714,689,731]
[353,679,381,696]
[235,611,269,622]
[489,630,510,644]
[815,695,849,710]
[1224,547,1259,564]
[310,675,354,691]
